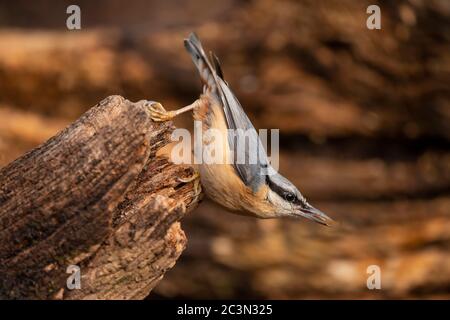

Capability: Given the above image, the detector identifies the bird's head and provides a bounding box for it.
[264,172,334,226]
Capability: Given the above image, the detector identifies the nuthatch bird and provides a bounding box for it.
[149,33,334,226]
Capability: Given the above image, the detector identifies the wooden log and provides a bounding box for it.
[0,95,201,299]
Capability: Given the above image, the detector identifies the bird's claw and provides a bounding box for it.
[177,171,200,183]
[147,102,176,122]
[177,172,202,204]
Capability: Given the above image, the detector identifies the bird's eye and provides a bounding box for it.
[284,192,296,202]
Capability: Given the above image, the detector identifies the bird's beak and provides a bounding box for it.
[295,203,335,226]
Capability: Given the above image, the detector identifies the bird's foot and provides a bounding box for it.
[147,102,176,122]
[178,171,200,183]
[178,172,202,204]
[191,178,203,204]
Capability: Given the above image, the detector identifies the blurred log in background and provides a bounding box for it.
[0,0,449,299]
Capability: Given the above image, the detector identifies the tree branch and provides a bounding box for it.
[0,95,200,299]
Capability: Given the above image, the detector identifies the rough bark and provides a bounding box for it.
[0,95,200,299]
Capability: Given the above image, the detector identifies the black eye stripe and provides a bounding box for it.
[266,176,287,198]
[268,178,296,202]
[267,175,305,205]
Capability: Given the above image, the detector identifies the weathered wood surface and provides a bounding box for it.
[0,95,200,299]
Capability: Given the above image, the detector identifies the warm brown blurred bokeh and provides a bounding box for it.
[0,0,449,299]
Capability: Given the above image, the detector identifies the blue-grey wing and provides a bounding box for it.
[216,78,269,192]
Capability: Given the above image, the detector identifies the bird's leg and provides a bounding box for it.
[147,101,198,122]
[177,171,202,204]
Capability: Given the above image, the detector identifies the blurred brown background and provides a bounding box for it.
[0,0,449,299]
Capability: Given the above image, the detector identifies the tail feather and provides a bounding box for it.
[210,52,224,80]
[184,33,224,94]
